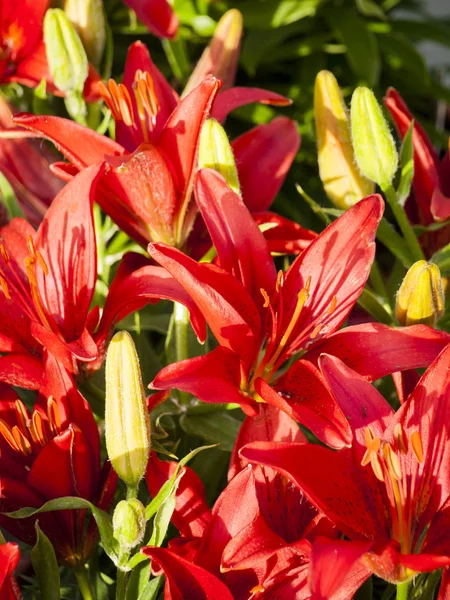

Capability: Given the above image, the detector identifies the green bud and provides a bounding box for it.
[105,331,151,488]
[314,71,374,209]
[350,86,398,190]
[395,260,445,327]
[112,499,146,550]
[44,9,89,95]
[198,118,240,195]
[64,0,106,68]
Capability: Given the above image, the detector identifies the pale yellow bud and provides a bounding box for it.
[64,0,106,67]
[396,261,445,327]
[105,331,151,487]
[351,86,399,190]
[314,71,374,209]
[112,499,146,550]
[198,118,240,195]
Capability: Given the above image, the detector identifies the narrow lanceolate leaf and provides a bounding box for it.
[31,523,61,600]
[397,121,415,207]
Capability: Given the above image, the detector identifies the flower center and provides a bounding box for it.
[0,237,53,332]
[259,270,337,375]
[362,424,424,554]
[0,397,62,457]
[99,70,160,142]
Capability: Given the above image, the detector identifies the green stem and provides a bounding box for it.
[383,185,425,263]
[369,260,388,299]
[173,302,190,405]
[74,567,95,600]
[116,569,129,600]
[396,581,409,600]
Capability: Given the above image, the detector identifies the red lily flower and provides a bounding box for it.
[0,96,64,226]
[0,542,21,600]
[0,164,206,388]
[0,354,117,567]
[122,0,178,39]
[241,344,450,583]
[145,433,367,600]
[384,89,450,225]
[148,169,449,447]
[9,40,300,251]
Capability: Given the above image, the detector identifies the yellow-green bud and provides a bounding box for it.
[112,499,146,550]
[395,261,445,327]
[63,0,106,68]
[314,71,374,209]
[105,331,151,488]
[351,86,399,190]
[183,9,243,96]
[198,118,240,195]
[44,9,89,95]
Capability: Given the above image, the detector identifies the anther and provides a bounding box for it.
[260,288,270,308]
[383,443,402,481]
[27,235,36,258]
[410,431,424,463]
[327,295,338,314]
[276,270,284,292]
[47,396,61,436]
[11,426,32,455]
[0,419,21,452]
[310,324,322,339]
[14,400,29,434]
[370,452,384,482]
[36,252,49,276]
[99,79,134,126]
[0,244,10,263]
[0,273,10,299]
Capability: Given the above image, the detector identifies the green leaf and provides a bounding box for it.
[355,0,386,20]
[0,173,24,220]
[376,218,414,269]
[179,412,242,452]
[357,288,393,325]
[392,20,450,48]
[239,0,322,30]
[397,121,415,208]
[431,243,450,277]
[138,576,162,600]
[126,561,152,599]
[6,497,120,564]
[377,33,430,87]
[148,472,183,547]
[31,522,61,600]
[325,8,380,86]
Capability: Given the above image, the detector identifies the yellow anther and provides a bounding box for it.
[364,426,375,447]
[278,287,309,350]
[410,431,424,464]
[276,270,284,292]
[27,235,36,258]
[260,288,270,308]
[383,443,402,481]
[370,452,385,482]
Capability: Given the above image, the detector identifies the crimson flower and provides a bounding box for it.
[241,344,450,583]
[9,41,304,253]
[0,164,206,388]
[144,409,368,600]
[384,89,450,230]
[0,354,117,567]
[122,0,178,38]
[148,169,449,448]
[0,542,21,599]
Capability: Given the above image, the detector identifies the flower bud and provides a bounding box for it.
[112,499,146,550]
[183,9,243,96]
[44,9,89,96]
[63,0,106,68]
[395,261,445,327]
[314,71,374,209]
[198,118,240,195]
[351,87,399,190]
[105,331,151,488]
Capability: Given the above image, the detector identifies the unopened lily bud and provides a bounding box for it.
[63,0,106,68]
[395,261,444,327]
[314,71,374,209]
[112,499,146,550]
[105,331,151,488]
[351,87,398,190]
[183,9,243,96]
[198,118,240,195]
[44,9,89,96]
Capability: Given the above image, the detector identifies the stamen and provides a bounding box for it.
[27,235,36,258]
[393,423,408,453]
[276,270,284,292]
[0,419,21,452]
[14,400,29,434]
[260,288,270,308]
[383,443,402,481]
[0,273,10,299]
[364,426,375,446]
[250,585,265,595]
[410,431,424,463]
[0,244,10,263]
[370,452,384,482]
[278,288,309,349]
[47,396,62,436]
[327,295,337,314]
[99,79,134,126]
[310,324,322,339]
[36,252,49,276]
[11,426,32,455]
[30,411,48,446]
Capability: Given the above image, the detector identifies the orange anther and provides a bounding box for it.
[47,396,61,436]
[0,244,10,263]
[383,443,402,481]
[30,411,48,446]
[276,270,284,292]
[370,452,384,482]
[14,400,29,434]
[27,235,36,258]
[310,324,322,339]
[410,431,424,463]
[0,273,10,299]
[260,288,270,308]
[11,426,32,455]
[327,295,338,315]
[364,426,375,447]
[0,419,20,452]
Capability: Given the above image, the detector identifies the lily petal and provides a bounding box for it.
[212,89,292,124]
[122,0,178,39]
